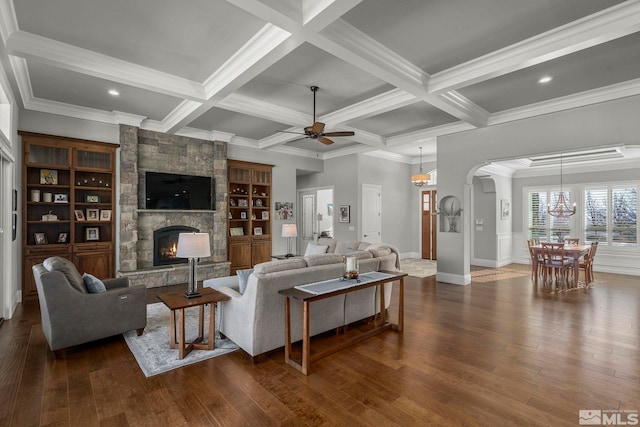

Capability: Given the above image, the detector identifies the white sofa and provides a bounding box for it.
[204,240,399,359]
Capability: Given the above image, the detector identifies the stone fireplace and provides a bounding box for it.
[153,225,198,266]
[118,126,230,288]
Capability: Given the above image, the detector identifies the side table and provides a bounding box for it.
[157,287,230,359]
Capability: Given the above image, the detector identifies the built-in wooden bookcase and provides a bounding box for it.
[21,131,118,300]
[227,160,272,274]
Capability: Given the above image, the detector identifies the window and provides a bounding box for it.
[527,189,573,242]
[584,185,637,247]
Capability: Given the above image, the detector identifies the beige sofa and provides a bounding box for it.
[203,240,399,359]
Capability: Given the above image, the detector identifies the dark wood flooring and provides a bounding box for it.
[1,264,638,426]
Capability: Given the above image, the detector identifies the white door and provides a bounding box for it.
[361,184,381,243]
[299,191,316,254]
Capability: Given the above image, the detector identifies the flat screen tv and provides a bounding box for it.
[144,172,213,210]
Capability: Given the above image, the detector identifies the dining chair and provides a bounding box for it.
[527,239,543,280]
[541,242,573,286]
[564,237,580,245]
[579,242,598,284]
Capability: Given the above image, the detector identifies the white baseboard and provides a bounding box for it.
[436,272,471,286]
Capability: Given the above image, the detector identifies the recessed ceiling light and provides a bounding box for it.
[108,89,120,96]
[538,76,552,84]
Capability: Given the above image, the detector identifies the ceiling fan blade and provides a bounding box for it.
[310,122,325,134]
[322,131,354,137]
[318,136,334,145]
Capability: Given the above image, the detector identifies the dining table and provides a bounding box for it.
[531,243,591,285]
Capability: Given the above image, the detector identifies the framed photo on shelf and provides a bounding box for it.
[255,199,262,207]
[254,227,263,235]
[238,199,248,207]
[230,227,244,236]
[261,211,269,220]
[54,193,68,203]
[240,211,247,219]
[57,232,68,243]
[100,210,112,221]
[34,232,47,245]
[85,227,99,241]
[86,208,99,221]
[339,205,350,223]
[74,210,86,221]
[40,169,58,185]
[85,194,100,203]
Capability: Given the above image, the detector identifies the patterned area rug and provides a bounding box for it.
[470,267,531,282]
[400,258,437,278]
[123,302,238,377]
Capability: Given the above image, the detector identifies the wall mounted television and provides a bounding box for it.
[144,172,214,210]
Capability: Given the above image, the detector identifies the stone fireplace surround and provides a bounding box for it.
[118,125,230,288]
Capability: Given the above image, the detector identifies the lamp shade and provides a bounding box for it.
[176,232,211,258]
[282,224,297,238]
[411,173,431,186]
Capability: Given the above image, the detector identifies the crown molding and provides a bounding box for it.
[428,1,640,94]
[364,150,412,164]
[429,91,489,128]
[0,0,18,45]
[25,97,122,124]
[267,143,323,159]
[6,31,205,101]
[113,111,146,127]
[8,55,31,107]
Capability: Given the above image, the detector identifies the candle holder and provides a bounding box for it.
[341,256,361,282]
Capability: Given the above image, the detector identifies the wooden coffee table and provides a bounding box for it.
[157,287,229,359]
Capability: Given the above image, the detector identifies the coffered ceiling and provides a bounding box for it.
[1,0,639,167]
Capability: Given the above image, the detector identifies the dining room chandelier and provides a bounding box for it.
[547,153,576,218]
[411,147,431,187]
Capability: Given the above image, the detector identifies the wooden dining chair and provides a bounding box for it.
[541,242,574,285]
[579,242,598,284]
[527,239,543,280]
[564,237,580,245]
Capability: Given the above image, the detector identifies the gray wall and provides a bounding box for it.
[473,176,496,261]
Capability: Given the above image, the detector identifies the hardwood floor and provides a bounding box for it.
[1,264,638,426]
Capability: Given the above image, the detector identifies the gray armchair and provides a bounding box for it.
[32,257,146,356]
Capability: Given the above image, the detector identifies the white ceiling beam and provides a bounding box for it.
[320,88,417,125]
[428,1,640,94]
[219,92,310,126]
[6,31,206,101]
[0,0,18,44]
[302,0,362,31]
[428,91,490,128]
[387,122,475,147]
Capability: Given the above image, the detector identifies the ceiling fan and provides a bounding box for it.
[284,86,355,145]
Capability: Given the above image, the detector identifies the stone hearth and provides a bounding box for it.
[118,126,230,287]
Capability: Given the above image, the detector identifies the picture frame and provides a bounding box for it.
[255,198,262,207]
[254,227,263,235]
[40,169,58,185]
[230,227,244,236]
[74,210,86,221]
[57,232,68,243]
[100,210,112,221]
[85,227,99,241]
[261,211,269,220]
[86,208,99,221]
[54,193,69,203]
[85,194,100,203]
[501,199,511,219]
[34,232,48,245]
[238,199,248,207]
[339,205,350,223]
[240,211,247,219]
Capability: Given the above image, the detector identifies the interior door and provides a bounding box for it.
[361,184,381,243]
[299,191,316,255]
[421,190,437,259]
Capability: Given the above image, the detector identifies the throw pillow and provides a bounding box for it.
[236,268,254,294]
[83,273,107,293]
[304,243,329,256]
[43,256,86,293]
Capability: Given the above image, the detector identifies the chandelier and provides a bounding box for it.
[547,153,576,217]
[411,147,431,187]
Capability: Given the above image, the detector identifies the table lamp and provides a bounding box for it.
[281,224,297,258]
[176,232,211,298]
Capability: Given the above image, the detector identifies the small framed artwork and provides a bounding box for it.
[57,232,68,243]
[339,205,350,223]
[254,227,263,235]
[240,211,247,219]
[255,199,262,207]
[74,210,86,221]
[85,194,100,203]
[238,199,248,207]
[40,169,58,185]
[501,199,510,219]
[261,211,269,220]
[100,210,112,221]
[54,193,69,203]
[86,208,99,221]
[230,227,244,236]
[34,232,48,245]
[85,227,99,241]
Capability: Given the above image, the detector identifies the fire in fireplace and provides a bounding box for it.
[153,225,199,266]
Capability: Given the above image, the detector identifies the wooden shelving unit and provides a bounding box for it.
[227,160,273,274]
[21,131,118,301]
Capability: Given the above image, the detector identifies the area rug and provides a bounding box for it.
[400,258,437,278]
[123,302,238,377]
[470,267,531,282]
